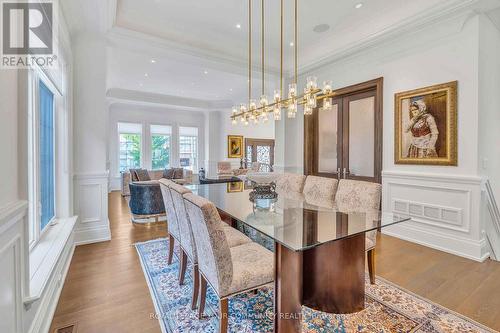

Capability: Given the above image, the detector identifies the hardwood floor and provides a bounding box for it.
[49,192,166,333]
[50,191,500,332]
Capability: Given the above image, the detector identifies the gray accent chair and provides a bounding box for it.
[184,193,274,333]
[128,181,166,223]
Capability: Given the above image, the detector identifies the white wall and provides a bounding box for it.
[108,103,207,189]
[478,15,500,203]
[72,33,110,245]
[277,12,490,261]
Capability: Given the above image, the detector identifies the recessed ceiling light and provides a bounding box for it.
[236,23,241,29]
[151,59,156,63]
[139,82,144,87]
[289,42,294,47]
[313,24,330,33]
[204,70,208,74]
[229,88,233,92]
[354,3,363,9]
[144,73,149,77]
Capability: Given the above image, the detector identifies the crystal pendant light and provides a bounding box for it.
[323,97,333,111]
[288,99,297,118]
[288,83,297,98]
[304,104,313,116]
[322,80,332,95]
[306,76,318,91]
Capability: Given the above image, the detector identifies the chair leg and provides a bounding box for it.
[178,249,188,285]
[198,273,207,319]
[219,298,229,333]
[168,234,175,265]
[367,249,376,284]
[191,264,200,310]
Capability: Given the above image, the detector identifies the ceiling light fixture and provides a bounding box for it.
[236,23,241,29]
[355,3,363,9]
[203,70,208,74]
[151,59,156,63]
[231,0,334,125]
[144,73,149,77]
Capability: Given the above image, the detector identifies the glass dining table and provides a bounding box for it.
[186,181,411,333]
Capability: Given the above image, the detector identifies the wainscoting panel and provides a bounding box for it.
[0,201,27,333]
[74,173,111,245]
[382,171,487,261]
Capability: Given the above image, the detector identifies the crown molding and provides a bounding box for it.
[299,0,484,74]
[107,26,283,78]
[106,88,233,111]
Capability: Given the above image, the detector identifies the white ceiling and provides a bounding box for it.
[67,0,498,108]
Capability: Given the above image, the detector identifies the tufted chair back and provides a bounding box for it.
[183,193,233,296]
[303,176,338,208]
[169,183,197,263]
[275,173,307,193]
[159,179,180,240]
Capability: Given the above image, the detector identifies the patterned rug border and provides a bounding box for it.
[135,237,171,333]
[372,275,498,333]
[135,237,498,333]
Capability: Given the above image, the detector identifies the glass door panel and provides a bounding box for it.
[348,96,375,179]
[318,104,339,174]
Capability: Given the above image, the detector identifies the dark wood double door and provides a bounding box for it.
[304,78,383,183]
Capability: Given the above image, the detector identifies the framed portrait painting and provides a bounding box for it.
[227,182,244,193]
[395,81,457,166]
[227,135,244,158]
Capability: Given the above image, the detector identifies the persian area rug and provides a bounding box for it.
[135,238,496,333]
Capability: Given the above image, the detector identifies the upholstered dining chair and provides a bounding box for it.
[334,179,382,284]
[275,172,307,193]
[168,183,253,310]
[184,193,274,333]
[302,175,338,208]
[159,179,181,265]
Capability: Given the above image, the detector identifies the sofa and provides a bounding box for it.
[121,168,193,196]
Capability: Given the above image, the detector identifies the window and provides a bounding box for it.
[39,80,55,231]
[179,126,198,172]
[118,122,142,172]
[151,125,172,170]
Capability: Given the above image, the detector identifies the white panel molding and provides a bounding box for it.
[0,235,23,333]
[382,170,482,185]
[382,171,486,261]
[74,173,111,245]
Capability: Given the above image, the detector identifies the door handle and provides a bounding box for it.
[343,168,350,179]
[337,168,341,180]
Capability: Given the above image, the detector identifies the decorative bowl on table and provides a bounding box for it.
[247,172,279,202]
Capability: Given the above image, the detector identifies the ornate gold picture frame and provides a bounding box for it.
[227,135,244,158]
[395,81,457,166]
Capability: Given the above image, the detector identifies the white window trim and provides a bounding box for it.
[150,123,173,170]
[117,121,143,173]
[28,67,59,251]
[178,125,199,172]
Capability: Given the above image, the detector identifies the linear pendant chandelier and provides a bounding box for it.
[231,0,334,125]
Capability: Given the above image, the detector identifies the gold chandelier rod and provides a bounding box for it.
[248,0,252,102]
[294,0,297,85]
[280,0,283,98]
[232,0,334,120]
[261,0,265,96]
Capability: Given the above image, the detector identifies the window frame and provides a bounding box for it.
[117,121,143,173]
[150,124,172,170]
[28,68,59,249]
[178,126,199,172]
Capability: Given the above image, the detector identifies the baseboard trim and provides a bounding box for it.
[382,223,489,262]
[28,235,75,333]
[74,222,112,246]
